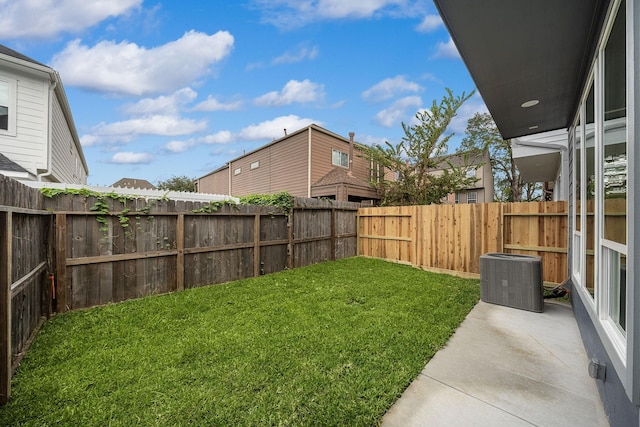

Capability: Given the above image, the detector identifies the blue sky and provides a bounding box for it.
[1,0,487,187]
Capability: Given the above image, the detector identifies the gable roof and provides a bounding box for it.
[0,44,47,67]
[312,167,371,188]
[112,178,157,190]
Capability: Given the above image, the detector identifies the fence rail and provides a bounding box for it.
[357,201,569,285]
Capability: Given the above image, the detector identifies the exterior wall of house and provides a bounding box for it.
[567,0,639,423]
[50,95,87,184]
[267,130,309,197]
[0,68,48,175]
[309,128,351,184]
[197,168,229,195]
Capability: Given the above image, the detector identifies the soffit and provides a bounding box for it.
[434,0,610,139]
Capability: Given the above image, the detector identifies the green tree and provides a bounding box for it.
[157,175,196,192]
[458,112,541,202]
[361,88,478,206]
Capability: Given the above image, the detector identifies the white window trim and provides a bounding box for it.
[332,148,349,168]
[0,76,17,137]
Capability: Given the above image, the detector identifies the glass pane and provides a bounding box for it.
[575,120,581,232]
[607,249,626,333]
[585,84,595,296]
[602,5,626,246]
[0,81,8,131]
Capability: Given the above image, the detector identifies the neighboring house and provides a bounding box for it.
[0,44,88,184]
[435,0,637,425]
[112,178,156,190]
[437,150,494,204]
[196,124,380,203]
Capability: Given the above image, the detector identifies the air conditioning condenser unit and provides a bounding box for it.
[480,253,544,312]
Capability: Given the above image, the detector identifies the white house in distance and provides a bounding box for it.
[0,44,88,184]
[435,0,638,425]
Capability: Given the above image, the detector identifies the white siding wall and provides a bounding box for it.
[51,95,86,183]
[0,69,47,174]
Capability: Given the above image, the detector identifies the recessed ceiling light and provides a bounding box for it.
[521,99,539,108]
[529,125,539,130]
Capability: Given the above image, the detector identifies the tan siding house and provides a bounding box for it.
[197,124,380,202]
[438,150,494,204]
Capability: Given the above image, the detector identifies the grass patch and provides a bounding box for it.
[1,257,479,426]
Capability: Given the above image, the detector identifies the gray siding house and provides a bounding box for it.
[0,44,88,184]
[434,0,638,425]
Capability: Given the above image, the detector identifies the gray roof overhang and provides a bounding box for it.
[433,0,610,140]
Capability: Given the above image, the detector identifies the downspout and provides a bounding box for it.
[37,78,56,182]
[307,126,312,197]
[349,132,354,170]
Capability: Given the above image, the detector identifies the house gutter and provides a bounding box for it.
[37,78,56,182]
[228,162,232,195]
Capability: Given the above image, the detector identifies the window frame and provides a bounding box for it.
[0,76,17,136]
[332,148,349,168]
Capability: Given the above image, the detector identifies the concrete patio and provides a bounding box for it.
[381,300,609,426]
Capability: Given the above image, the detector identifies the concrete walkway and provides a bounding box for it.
[380,300,609,427]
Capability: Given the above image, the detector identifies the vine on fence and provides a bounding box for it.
[41,188,294,234]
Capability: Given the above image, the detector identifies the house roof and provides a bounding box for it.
[197,124,360,180]
[0,44,47,67]
[112,178,157,190]
[433,0,610,140]
[312,167,371,189]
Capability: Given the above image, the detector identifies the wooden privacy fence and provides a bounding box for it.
[1,174,359,403]
[0,176,51,404]
[357,201,568,285]
[46,195,359,312]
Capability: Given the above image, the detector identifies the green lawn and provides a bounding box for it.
[1,257,479,427]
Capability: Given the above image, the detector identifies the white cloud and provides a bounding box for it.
[192,96,243,112]
[362,75,423,102]
[0,0,141,39]
[88,115,208,143]
[432,37,460,59]
[374,96,422,127]
[200,131,233,144]
[254,0,408,27]
[163,130,232,154]
[272,45,319,64]
[110,151,155,164]
[254,79,325,107]
[51,30,234,96]
[416,14,442,32]
[122,88,197,116]
[237,115,318,140]
[164,140,195,153]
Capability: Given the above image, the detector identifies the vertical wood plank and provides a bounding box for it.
[55,214,67,312]
[253,214,261,277]
[330,208,336,261]
[176,213,185,291]
[1,211,12,404]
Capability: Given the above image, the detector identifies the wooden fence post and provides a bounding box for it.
[330,208,336,261]
[176,214,185,291]
[287,210,294,269]
[1,211,12,404]
[55,214,67,312]
[253,214,261,276]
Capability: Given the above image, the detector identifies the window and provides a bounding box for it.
[467,191,477,204]
[465,168,476,179]
[0,77,16,135]
[454,193,460,204]
[332,149,349,168]
[234,167,241,175]
[601,2,626,333]
[585,83,595,297]
[250,161,260,170]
